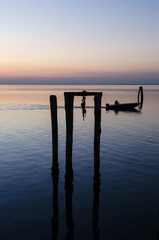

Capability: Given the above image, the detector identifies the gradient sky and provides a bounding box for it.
[0,0,159,84]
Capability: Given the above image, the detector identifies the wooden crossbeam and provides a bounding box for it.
[64,91,102,97]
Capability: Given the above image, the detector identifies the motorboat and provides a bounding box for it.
[106,86,143,111]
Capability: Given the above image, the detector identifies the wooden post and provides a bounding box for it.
[94,93,102,177]
[50,95,59,175]
[64,93,74,182]
[92,93,101,240]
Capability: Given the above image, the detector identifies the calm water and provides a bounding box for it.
[0,85,159,240]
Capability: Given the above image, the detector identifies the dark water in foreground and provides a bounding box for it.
[0,85,159,240]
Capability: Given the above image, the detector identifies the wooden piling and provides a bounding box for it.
[50,95,58,174]
[64,92,74,238]
[93,93,102,240]
[64,93,74,180]
[94,93,102,176]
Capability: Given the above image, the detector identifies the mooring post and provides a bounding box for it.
[93,93,101,239]
[50,95,59,175]
[64,93,74,182]
[94,93,102,176]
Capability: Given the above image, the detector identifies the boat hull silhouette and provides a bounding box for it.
[106,102,140,111]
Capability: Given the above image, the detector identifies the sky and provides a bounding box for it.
[0,0,159,84]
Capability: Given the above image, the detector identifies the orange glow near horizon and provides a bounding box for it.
[1,55,159,78]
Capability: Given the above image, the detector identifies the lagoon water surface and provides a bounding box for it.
[0,85,159,240]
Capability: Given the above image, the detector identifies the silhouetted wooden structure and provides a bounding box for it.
[50,91,102,240]
[50,95,59,175]
[50,91,102,179]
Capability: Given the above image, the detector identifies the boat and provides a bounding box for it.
[106,86,143,111]
[106,102,140,111]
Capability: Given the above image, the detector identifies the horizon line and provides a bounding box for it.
[0,83,159,85]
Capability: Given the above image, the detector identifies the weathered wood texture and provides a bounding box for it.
[50,95,59,174]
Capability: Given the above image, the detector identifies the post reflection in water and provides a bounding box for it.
[51,92,101,239]
[51,155,101,240]
[51,169,59,240]
[92,166,101,240]
[65,169,74,240]
[93,113,101,240]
